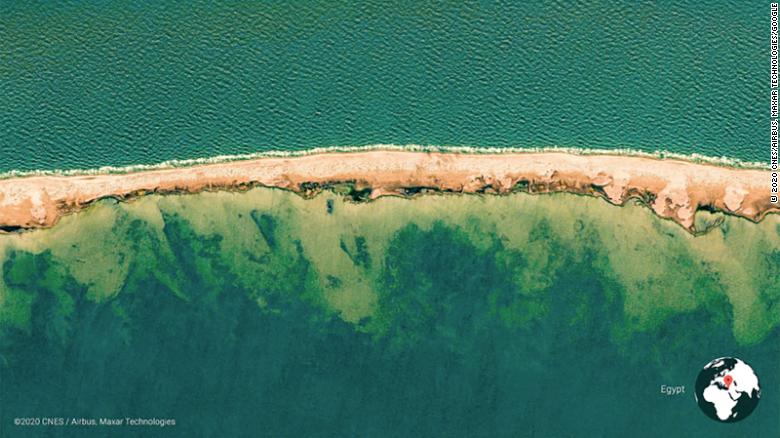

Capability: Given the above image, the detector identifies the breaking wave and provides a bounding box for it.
[0,144,768,180]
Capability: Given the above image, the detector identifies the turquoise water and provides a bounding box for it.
[0,0,766,172]
[2,2,778,436]
[1,191,779,436]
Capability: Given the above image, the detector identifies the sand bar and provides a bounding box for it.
[0,151,777,233]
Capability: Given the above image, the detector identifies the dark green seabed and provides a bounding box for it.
[1,190,778,436]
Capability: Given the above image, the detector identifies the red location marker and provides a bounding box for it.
[724,375,733,389]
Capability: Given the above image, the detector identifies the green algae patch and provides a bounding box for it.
[1,187,779,436]
[0,188,778,344]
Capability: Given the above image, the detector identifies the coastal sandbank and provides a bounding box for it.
[0,151,776,232]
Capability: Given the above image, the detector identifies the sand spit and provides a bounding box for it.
[0,151,776,233]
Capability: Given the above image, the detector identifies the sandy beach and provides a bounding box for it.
[0,151,776,233]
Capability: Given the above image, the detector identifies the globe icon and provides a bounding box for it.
[695,357,761,422]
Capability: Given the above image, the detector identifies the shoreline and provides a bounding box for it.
[0,150,777,233]
[0,144,768,180]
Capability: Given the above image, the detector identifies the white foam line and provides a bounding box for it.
[0,144,768,180]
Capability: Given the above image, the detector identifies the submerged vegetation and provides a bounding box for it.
[0,188,778,436]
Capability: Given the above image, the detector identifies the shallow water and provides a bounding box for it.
[0,0,766,172]
[1,190,778,436]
